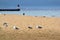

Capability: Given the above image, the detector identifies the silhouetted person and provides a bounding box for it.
[17,4,20,9]
[17,4,20,7]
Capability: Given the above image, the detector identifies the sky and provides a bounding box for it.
[0,0,60,9]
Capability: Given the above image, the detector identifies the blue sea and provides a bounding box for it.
[0,9,60,17]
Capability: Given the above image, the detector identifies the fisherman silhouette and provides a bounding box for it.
[17,4,20,9]
[18,4,20,7]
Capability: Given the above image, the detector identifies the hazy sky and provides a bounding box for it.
[0,0,60,9]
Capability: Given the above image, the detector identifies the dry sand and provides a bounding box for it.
[0,14,60,40]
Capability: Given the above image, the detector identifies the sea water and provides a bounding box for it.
[0,10,60,17]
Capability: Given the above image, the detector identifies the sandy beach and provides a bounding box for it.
[0,14,60,40]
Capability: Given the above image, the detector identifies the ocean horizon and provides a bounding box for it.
[0,9,60,17]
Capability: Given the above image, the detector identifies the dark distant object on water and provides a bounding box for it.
[0,4,20,11]
[23,13,25,15]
